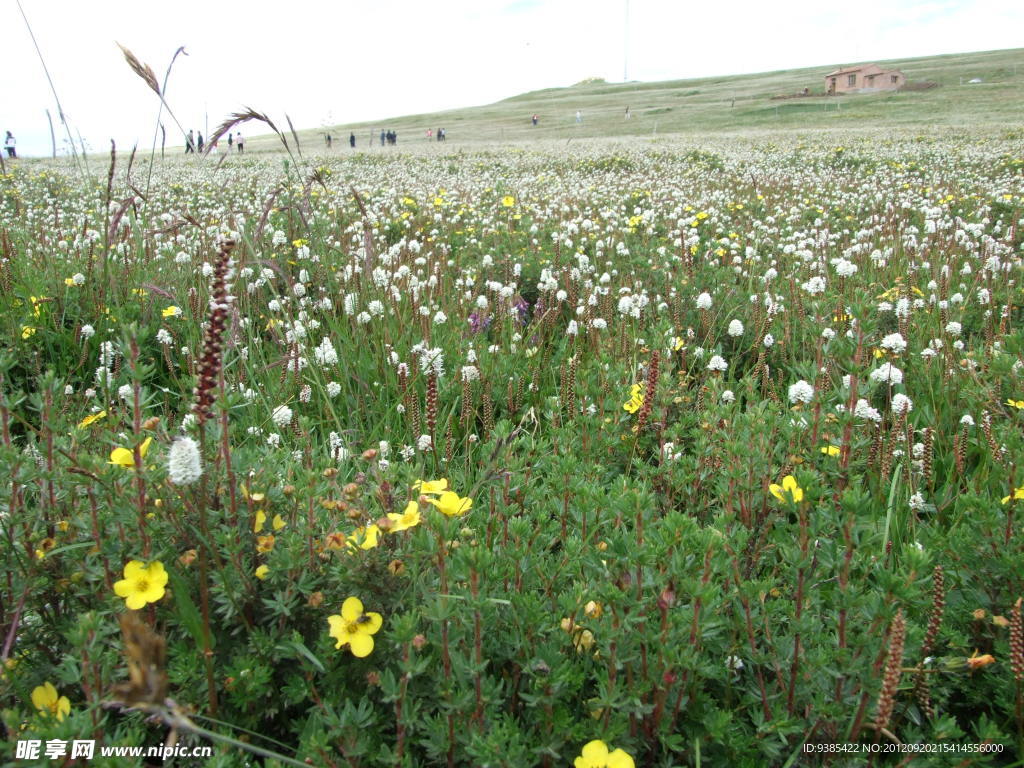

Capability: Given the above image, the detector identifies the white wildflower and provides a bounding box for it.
[788,380,815,405]
[271,405,293,428]
[167,437,203,486]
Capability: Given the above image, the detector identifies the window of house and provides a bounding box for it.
[867,75,875,84]
[847,74,857,86]
[890,75,898,83]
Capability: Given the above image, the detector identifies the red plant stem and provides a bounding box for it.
[196,426,218,716]
[786,507,810,714]
[130,344,150,558]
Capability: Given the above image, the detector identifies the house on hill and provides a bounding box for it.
[825,64,906,94]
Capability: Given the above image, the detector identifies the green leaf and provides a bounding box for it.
[167,565,212,650]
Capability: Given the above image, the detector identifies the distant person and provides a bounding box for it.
[185,129,195,153]
[228,133,234,150]
[236,132,244,153]
[427,128,433,140]
[440,128,445,142]
[349,132,355,148]
[210,141,218,154]
[380,129,386,146]
[575,110,582,124]
[197,132,204,152]
[4,131,15,158]
[326,133,333,148]
[437,127,442,142]
[624,106,630,120]
[532,114,538,126]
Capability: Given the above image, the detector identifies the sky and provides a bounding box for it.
[3,0,1022,157]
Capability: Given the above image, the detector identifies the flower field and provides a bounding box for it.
[1,133,1023,766]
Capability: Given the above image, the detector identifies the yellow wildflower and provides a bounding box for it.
[428,491,473,517]
[769,475,804,503]
[387,501,422,532]
[108,437,153,468]
[414,479,449,495]
[31,682,71,721]
[1002,487,1024,504]
[327,597,383,657]
[622,384,644,414]
[77,410,107,429]
[347,525,381,551]
[113,560,168,610]
[574,740,635,768]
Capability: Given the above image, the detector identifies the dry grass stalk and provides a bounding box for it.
[117,43,160,96]
[204,108,293,161]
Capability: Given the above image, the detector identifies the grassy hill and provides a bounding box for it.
[256,47,1024,151]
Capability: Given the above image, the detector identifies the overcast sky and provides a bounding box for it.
[3,0,1022,156]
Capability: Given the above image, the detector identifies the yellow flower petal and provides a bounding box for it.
[31,682,57,712]
[361,611,383,635]
[429,491,473,516]
[348,632,374,657]
[109,447,134,467]
[341,597,364,622]
[414,479,449,495]
[77,410,107,428]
